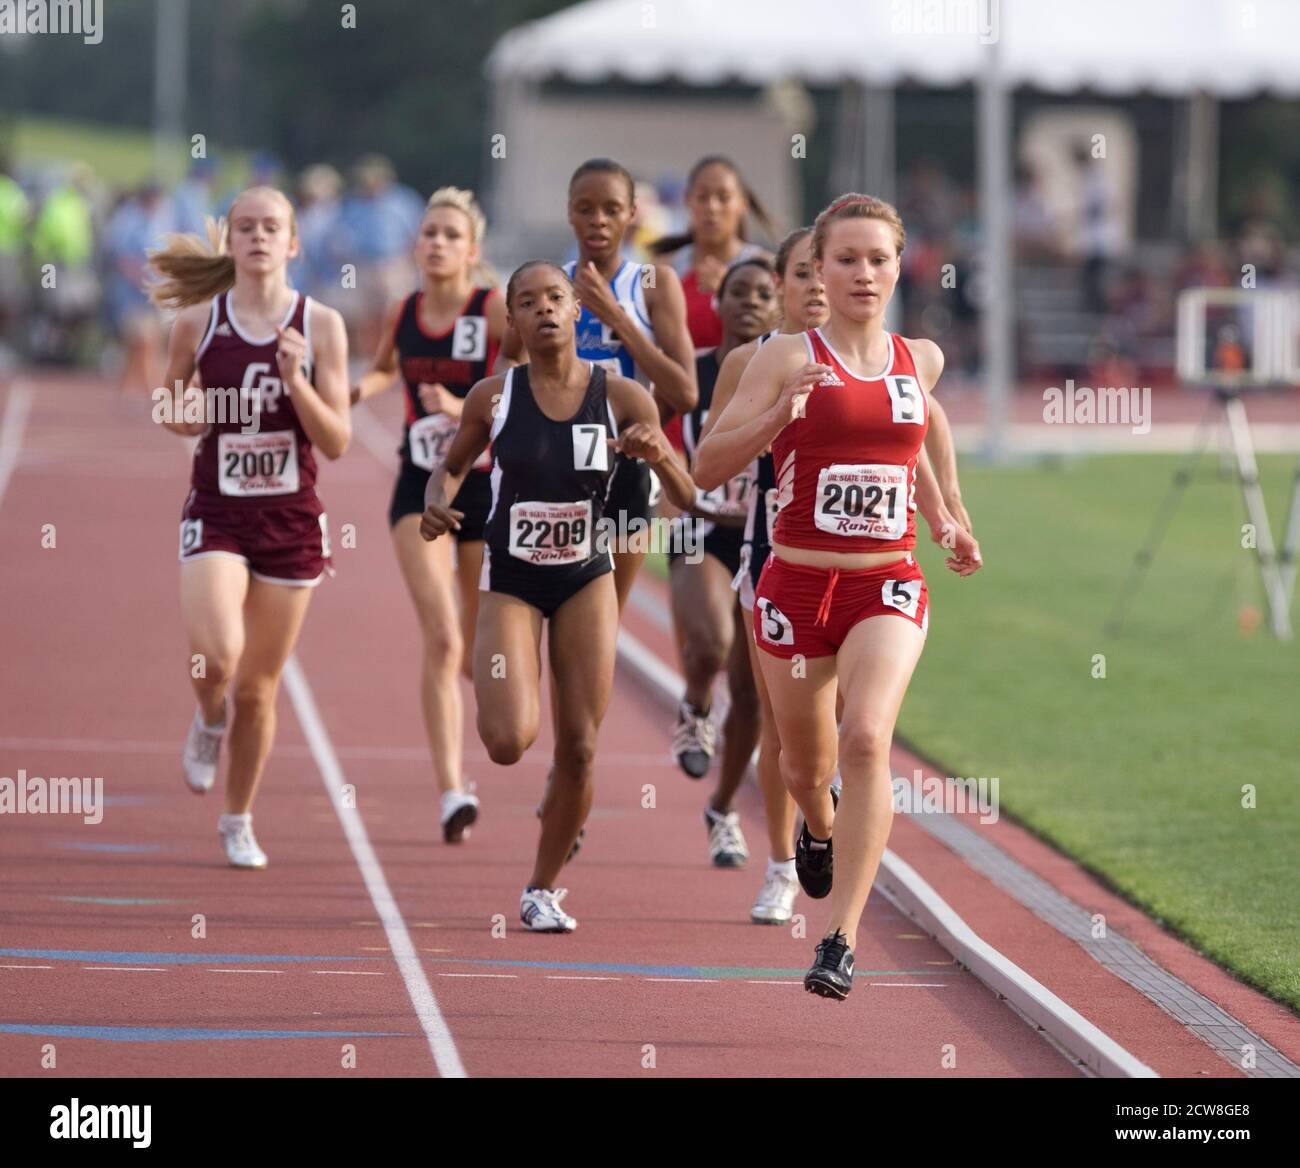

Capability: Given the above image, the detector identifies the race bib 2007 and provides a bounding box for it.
[814,463,907,540]
[508,500,593,565]
[217,431,299,497]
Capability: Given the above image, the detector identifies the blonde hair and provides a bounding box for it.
[812,193,906,261]
[424,186,499,288]
[148,186,297,310]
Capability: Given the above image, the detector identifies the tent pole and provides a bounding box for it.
[978,35,1012,462]
[1187,90,1219,241]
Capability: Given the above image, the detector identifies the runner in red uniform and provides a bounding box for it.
[694,194,981,998]
[351,188,504,842]
[651,156,774,449]
[149,186,351,868]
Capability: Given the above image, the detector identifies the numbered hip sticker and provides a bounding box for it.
[572,423,609,472]
[757,598,794,645]
[885,374,925,425]
[881,577,921,617]
[451,316,487,361]
[179,519,203,558]
[319,513,331,559]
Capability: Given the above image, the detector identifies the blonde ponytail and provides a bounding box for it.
[424,186,500,288]
[147,216,236,309]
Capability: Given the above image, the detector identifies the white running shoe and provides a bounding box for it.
[751,864,799,925]
[705,809,749,868]
[440,789,479,844]
[520,887,577,933]
[219,816,268,869]
[672,701,716,779]
[830,770,843,801]
[183,708,225,794]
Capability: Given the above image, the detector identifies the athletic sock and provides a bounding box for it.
[218,812,251,832]
[768,858,796,879]
[807,835,830,850]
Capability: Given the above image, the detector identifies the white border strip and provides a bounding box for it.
[615,613,1157,1080]
[282,656,467,1078]
[0,381,34,507]
[875,849,1156,1078]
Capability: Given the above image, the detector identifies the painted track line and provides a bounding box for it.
[282,656,467,1078]
[0,381,34,507]
[615,618,1158,1080]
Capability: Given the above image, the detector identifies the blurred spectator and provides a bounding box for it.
[172,157,217,236]
[1074,144,1121,314]
[296,163,344,303]
[0,161,31,365]
[102,183,172,397]
[337,154,423,353]
[1013,161,1063,263]
[628,179,672,263]
[29,164,100,362]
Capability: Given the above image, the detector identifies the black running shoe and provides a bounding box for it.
[793,783,838,898]
[672,701,715,779]
[804,930,855,1000]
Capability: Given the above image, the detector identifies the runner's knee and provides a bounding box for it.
[837,718,893,772]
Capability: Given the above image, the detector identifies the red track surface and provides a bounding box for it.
[2,373,1288,1078]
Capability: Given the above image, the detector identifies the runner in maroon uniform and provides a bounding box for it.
[352,188,505,842]
[150,186,351,868]
[695,194,981,998]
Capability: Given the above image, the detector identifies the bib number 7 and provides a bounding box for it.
[572,423,609,472]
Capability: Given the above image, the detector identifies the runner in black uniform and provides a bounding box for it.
[352,187,505,842]
[496,159,697,612]
[668,259,779,869]
[420,261,694,932]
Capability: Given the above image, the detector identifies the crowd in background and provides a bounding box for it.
[0,149,1294,392]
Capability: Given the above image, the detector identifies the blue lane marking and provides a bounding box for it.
[49,897,179,906]
[0,948,380,965]
[0,1023,410,1043]
[52,842,164,854]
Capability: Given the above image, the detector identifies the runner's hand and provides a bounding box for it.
[774,362,832,425]
[610,422,667,464]
[275,326,309,386]
[931,520,982,576]
[572,262,622,327]
[420,502,464,541]
[418,382,458,416]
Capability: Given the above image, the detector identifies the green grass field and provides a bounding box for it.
[654,454,1299,1011]
[13,117,248,189]
[905,453,1299,1012]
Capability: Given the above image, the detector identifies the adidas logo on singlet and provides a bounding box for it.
[214,323,232,337]
[816,369,845,387]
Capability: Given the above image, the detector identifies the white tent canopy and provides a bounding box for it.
[488,0,1300,97]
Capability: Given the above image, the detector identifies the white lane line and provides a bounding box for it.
[745,980,802,986]
[0,964,53,970]
[545,975,620,981]
[643,978,717,983]
[615,620,1157,1080]
[83,966,166,973]
[313,970,385,977]
[437,973,517,980]
[208,969,284,975]
[282,656,466,1079]
[0,381,34,508]
[868,982,948,988]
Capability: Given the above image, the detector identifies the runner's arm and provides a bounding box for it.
[351,297,404,405]
[607,375,695,512]
[153,304,208,437]
[420,375,497,540]
[909,336,972,532]
[284,302,351,460]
